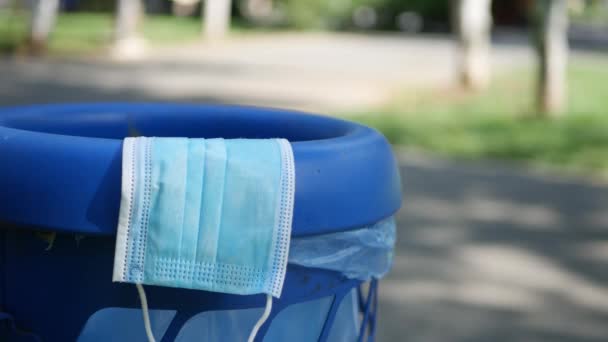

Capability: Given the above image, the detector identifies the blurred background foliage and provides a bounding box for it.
[6,0,600,49]
[0,10,202,55]
[569,0,608,24]
[277,0,448,31]
[0,0,527,54]
[0,0,453,40]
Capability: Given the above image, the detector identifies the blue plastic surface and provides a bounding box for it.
[76,289,359,341]
[1,230,372,341]
[77,308,176,342]
[0,103,402,236]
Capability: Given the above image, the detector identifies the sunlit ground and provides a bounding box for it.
[381,152,608,341]
[351,57,608,177]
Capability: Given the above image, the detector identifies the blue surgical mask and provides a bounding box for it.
[112,137,295,298]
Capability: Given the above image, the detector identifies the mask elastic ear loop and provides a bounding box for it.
[137,286,270,342]
[136,283,157,342]
[247,294,273,342]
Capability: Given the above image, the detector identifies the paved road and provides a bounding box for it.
[380,152,608,341]
[1,32,532,113]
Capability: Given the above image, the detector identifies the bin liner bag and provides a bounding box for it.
[288,217,396,280]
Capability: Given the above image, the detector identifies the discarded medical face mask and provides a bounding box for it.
[113,137,295,298]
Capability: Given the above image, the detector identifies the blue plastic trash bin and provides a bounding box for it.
[0,103,401,341]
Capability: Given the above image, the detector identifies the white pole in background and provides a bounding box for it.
[203,0,233,40]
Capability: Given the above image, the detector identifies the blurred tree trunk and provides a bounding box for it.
[28,0,60,55]
[452,0,493,90]
[535,0,568,116]
[202,0,232,40]
[113,0,146,59]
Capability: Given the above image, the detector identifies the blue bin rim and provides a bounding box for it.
[0,103,401,236]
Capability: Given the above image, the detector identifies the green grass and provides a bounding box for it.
[0,11,225,55]
[348,58,608,176]
[49,13,114,54]
[0,9,27,53]
[142,14,202,44]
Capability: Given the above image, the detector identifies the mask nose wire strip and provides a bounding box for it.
[247,294,273,342]
[136,283,157,342]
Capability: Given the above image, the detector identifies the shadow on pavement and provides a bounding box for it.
[380,153,608,341]
[0,58,318,110]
